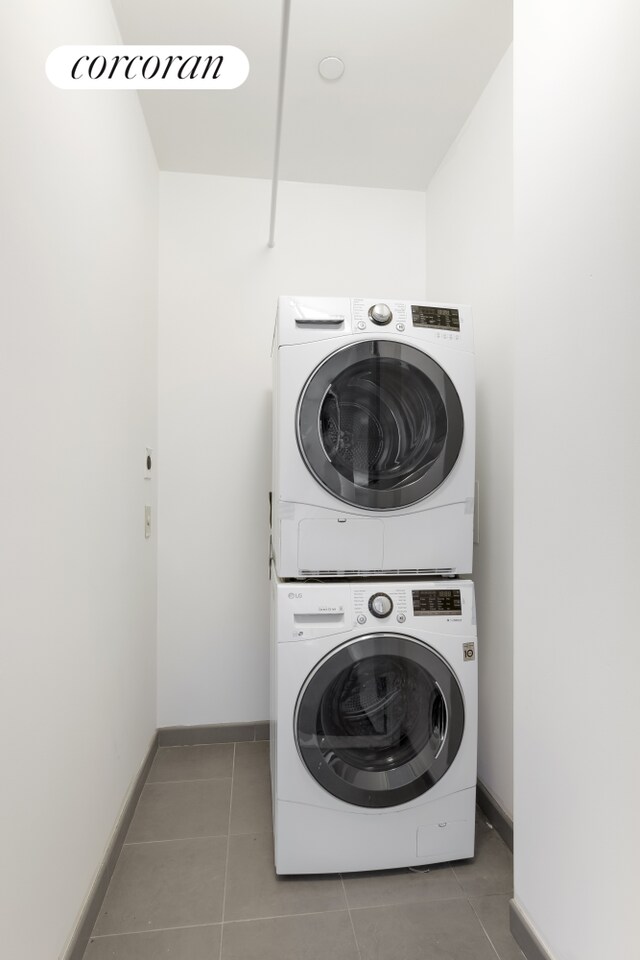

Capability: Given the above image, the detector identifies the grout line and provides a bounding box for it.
[123,834,230,847]
[450,859,514,899]
[339,889,470,911]
[156,742,237,750]
[344,891,481,916]
[88,921,223,940]
[223,907,351,926]
[145,775,233,785]
[468,897,504,960]
[449,863,468,897]
[123,827,275,848]
[340,876,364,960]
[219,741,236,960]
[89,897,503,945]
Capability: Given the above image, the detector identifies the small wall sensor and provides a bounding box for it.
[145,447,153,479]
[318,57,345,81]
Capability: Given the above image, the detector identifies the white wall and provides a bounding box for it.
[424,49,514,817]
[157,173,426,725]
[0,3,158,958]
[513,4,639,958]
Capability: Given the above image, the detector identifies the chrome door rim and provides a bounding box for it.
[296,339,464,511]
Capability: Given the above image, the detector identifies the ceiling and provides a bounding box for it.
[110,0,512,191]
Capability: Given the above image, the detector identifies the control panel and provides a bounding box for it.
[412,589,462,616]
[351,299,464,342]
[278,297,469,349]
[353,585,409,626]
[352,298,408,334]
[281,582,469,641]
[411,305,460,332]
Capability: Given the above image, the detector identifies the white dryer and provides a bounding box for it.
[271,295,475,578]
[270,566,478,874]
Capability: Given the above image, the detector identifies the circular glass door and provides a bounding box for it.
[295,634,465,808]
[296,340,464,510]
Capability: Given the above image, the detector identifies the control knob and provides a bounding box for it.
[368,592,393,618]
[368,303,393,325]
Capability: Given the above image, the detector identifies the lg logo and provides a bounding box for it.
[288,592,302,600]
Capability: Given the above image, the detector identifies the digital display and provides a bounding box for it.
[412,589,462,616]
[411,305,460,331]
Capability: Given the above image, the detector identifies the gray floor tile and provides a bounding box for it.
[230,741,272,835]
[84,924,221,959]
[452,818,513,897]
[351,898,499,960]
[127,779,231,842]
[93,837,227,935]
[234,740,269,778]
[224,832,346,921]
[230,773,273,835]
[476,797,513,852]
[221,912,359,960]
[471,895,526,960]
[342,862,465,909]
[148,744,234,782]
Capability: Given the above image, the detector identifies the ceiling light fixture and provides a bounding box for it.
[318,57,345,81]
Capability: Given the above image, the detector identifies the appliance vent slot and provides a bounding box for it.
[300,567,455,577]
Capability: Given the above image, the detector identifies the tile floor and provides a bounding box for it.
[84,739,524,960]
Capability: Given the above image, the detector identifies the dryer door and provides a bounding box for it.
[295,634,465,808]
[296,340,464,510]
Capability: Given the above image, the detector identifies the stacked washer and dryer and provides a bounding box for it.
[270,296,478,874]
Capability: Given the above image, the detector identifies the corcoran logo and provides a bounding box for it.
[46,45,249,90]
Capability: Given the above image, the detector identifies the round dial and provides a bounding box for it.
[368,303,393,325]
[368,592,393,618]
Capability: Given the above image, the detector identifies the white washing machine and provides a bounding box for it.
[271,295,476,579]
[270,565,477,874]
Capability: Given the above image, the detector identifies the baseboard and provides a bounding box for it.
[62,732,158,960]
[158,720,270,746]
[476,779,513,852]
[509,900,557,960]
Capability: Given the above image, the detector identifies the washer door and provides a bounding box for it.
[297,340,464,510]
[295,634,465,808]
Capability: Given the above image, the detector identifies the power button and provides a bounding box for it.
[357,614,367,625]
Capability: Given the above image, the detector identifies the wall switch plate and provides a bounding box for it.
[144,447,153,479]
[473,480,480,544]
[144,505,151,539]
